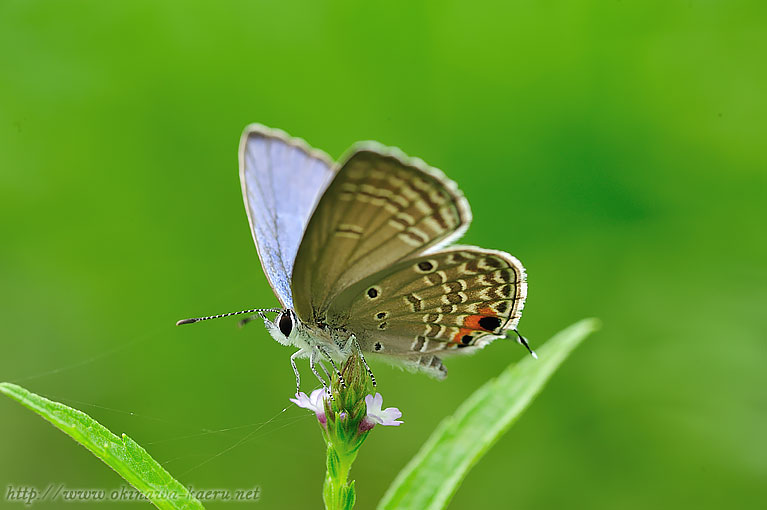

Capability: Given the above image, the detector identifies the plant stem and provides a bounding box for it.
[323,441,358,510]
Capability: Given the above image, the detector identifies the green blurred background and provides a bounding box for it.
[1,1,765,509]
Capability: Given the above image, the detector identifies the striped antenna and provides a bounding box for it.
[176,308,281,326]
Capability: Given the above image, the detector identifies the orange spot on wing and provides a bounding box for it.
[452,307,497,343]
[453,328,472,344]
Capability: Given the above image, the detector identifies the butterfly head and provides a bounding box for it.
[266,308,300,347]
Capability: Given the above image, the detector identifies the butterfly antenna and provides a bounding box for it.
[513,329,538,359]
[175,308,280,326]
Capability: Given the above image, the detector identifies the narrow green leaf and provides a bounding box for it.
[343,480,357,510]
[0,382,205,510]
[378,318,600,510]
[327,446,341,479]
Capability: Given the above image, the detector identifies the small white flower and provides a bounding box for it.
[290,388,328,424]
[360,393,403,431]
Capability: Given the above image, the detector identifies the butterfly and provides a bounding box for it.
[177,124,533,392]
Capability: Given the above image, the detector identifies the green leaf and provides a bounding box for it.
[343,480,357,510]
[378,318,600,510]
[0,382,205,510]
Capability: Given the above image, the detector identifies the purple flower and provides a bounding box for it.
[290,388,328,425]
[359,393,403,432]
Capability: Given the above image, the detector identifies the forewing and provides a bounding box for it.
[291,144,472,321]
[326,247,527,377]
[239,124,335,308]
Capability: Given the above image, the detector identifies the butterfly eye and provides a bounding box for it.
[278,311,294,337]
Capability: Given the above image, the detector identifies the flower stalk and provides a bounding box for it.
[321,352,371,510]
[290,351,403,510]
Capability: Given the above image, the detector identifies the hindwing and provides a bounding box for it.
[326,247,527,376]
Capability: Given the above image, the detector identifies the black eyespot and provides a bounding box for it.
[374,342,383,351]
[417,261,434,272]
[478,316,502,331]
[378,322,388,330]
[367,287,379,298]
[376,312,387,319]
[278,312,293,337]
[461,335,473,345]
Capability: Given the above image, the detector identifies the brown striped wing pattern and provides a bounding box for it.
[290,144,472,323]
[326,247,527,379]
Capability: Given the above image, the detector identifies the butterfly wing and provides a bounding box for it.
[326,247,527,379]
[239,124,336,308]
[291,144,472,322]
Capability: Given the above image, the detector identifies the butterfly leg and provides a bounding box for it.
[343,335,376,388]
[318,361,333,384]
[309,348,333,398]
[290,349,305,395]
[316,345,346,389]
